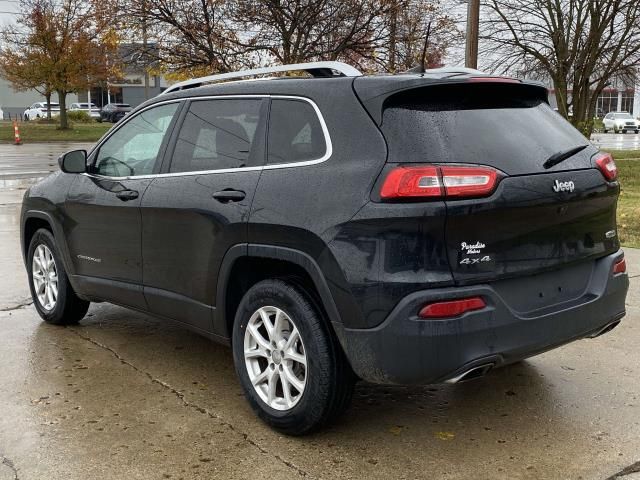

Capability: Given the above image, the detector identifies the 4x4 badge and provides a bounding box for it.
[553,179,575,193]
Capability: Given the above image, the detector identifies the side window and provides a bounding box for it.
[267,99,327,165]
[94,103,178,177]
[170,99,263,173]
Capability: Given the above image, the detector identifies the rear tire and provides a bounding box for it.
[232,279,354,435]
[27,228,89,325]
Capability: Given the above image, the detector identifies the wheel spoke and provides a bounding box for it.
[244,347,268,359]
[280,371,293,406]
[46,284,55,307]
[267,370,278,403]
[251,368,269,386]
[285,350,306,367]
[247,323,270,351]
[284,328,299,351]
[283,365,304,393]
[259,308,275,340]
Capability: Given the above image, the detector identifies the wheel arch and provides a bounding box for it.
[215,244,343,340]
[22,210,76,278]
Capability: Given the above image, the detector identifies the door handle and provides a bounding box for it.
[212,190,246,202]
[116,190,139,201]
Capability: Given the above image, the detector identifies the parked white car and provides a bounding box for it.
[603,111,640,134]
[0,105,4,120]
[24,102,60,121]
[70,102,101,119]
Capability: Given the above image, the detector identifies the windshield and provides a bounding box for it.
[614,113,632,119]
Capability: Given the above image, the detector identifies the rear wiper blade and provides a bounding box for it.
[543,145,588,169]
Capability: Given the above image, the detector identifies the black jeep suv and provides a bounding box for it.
[21,62,629,435]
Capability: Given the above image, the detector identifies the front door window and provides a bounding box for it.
[94,103,179,177]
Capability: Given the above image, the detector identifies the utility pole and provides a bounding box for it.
[465,0,480,69]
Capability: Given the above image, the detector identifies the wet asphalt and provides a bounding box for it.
[0,143,639,480]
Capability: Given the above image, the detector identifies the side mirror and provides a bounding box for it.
[58,150,87,174]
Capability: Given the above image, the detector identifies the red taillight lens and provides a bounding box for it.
[613,257,626,275]
[380,165,500,200]
[595,153,617,181]
[418,297,486,319]
[379,166,443,198]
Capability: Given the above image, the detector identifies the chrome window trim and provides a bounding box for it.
[83,94,332,181]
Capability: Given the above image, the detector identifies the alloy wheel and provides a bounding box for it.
[243,306,307,411]
[32,244,58,311]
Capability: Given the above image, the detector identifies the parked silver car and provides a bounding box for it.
[603,112,640,134]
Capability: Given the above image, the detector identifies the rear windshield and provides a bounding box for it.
[381,84,589,175]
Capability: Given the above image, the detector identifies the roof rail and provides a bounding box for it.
[161,61,362,95]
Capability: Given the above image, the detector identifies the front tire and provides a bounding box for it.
[232,279,354,435]
[27,228,89,325]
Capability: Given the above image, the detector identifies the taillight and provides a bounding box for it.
[595,153,617,181]
[613,257,626,275]
[379,166,443,198]
[380,165,500,200]
[419,297,486,319]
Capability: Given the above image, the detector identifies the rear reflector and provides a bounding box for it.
[380,165,500,199]
[419,297,486,319]
[613,257,626,275]
[595,153,617,181]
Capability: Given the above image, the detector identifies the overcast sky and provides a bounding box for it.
[0,0,19,26]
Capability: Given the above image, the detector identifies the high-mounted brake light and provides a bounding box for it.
[380,165,500,200]
[469,76,521,84]
[419,297,486,319]
[595,153,617,181]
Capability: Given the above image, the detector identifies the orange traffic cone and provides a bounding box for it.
[13,121,22,145]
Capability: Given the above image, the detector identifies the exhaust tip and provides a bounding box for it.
[445,363,494,384]
[588,320,621,338]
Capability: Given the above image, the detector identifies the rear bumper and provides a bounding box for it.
[337,250,629,385]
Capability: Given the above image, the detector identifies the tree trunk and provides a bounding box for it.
[58,90,69,130]
[45,92,52,121]
[553,76,570,119]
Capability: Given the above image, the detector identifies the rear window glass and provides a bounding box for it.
[381,84,588,174]
[267,99,326,165]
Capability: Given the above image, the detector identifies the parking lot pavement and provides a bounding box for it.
[591,133,640,151]
[1,168,640,480]
[0,143,94,179]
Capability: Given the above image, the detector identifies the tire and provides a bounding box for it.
[232,279,354,435]
[27,228,89,325]
[603,128,607,133]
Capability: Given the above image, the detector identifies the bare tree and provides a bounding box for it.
[121,0,242,76]
[480,0,640,136]
[233,0,393,69]
[382,0,459,72]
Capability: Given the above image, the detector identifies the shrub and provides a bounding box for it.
[67,110,94,123]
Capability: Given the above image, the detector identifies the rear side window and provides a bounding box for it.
[381,84,588,175]
[267,99,326,165]
[170,99,263,173]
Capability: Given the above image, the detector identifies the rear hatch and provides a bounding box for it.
[364,80,620,285]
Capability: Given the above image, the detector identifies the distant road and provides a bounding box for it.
[0,142,94,179]
[591,132,640,150]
